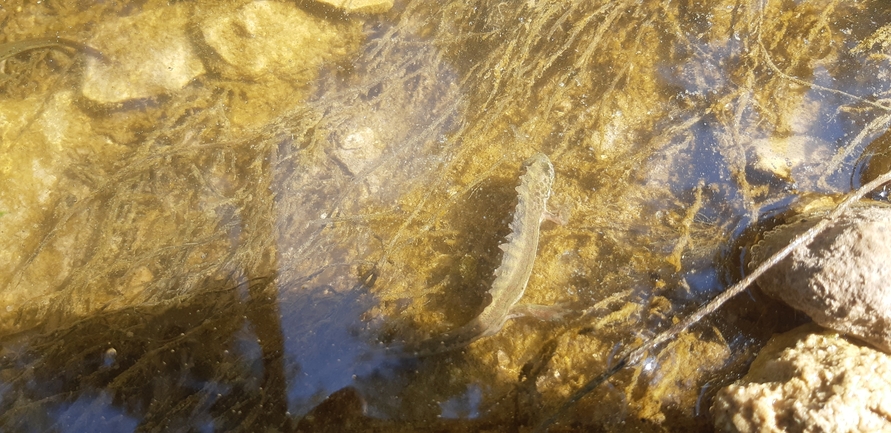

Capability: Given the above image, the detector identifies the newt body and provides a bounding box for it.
[401,153,560,356]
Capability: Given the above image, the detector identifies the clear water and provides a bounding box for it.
[1,0,890,431]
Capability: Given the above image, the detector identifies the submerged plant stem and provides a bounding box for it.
[0,37,105,62]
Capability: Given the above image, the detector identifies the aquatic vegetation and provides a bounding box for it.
[1,0,890,431]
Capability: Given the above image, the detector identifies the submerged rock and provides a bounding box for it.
[81,4,205,104]
[712,324,891,433]
[201,1,359,82]
[312,0,394,14]
[749,201,891,353]
[198,1,361,130]
[751,135,831,183]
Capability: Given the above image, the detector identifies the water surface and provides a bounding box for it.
[1,0,890,431]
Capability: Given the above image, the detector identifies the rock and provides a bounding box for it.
[312,0,394,14]
[330,126,385,176]
[712,324,891,433]
[749,202,891,353]
[751,135,831,184]
[81,4,205,104]
[200,1,358,82]
[856,126,891,196]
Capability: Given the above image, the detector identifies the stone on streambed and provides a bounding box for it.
[749,201,891,353]
[713,324,891,433]
[81,4,205,104]
[201,1,359,83]
[312,0,393,14]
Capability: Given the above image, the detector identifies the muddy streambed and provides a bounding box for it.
[1,0,891,431]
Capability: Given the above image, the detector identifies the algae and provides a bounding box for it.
[0,0,890,431]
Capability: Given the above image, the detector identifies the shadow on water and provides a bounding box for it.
[0,274,381,431]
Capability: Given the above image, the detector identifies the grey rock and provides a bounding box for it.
[750,202,891,353]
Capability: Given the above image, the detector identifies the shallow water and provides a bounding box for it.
[1,0,890,431]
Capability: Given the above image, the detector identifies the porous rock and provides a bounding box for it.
[712,324,891,433]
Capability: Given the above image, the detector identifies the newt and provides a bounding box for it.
[0,37,105,63]
[398,153,564,357]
